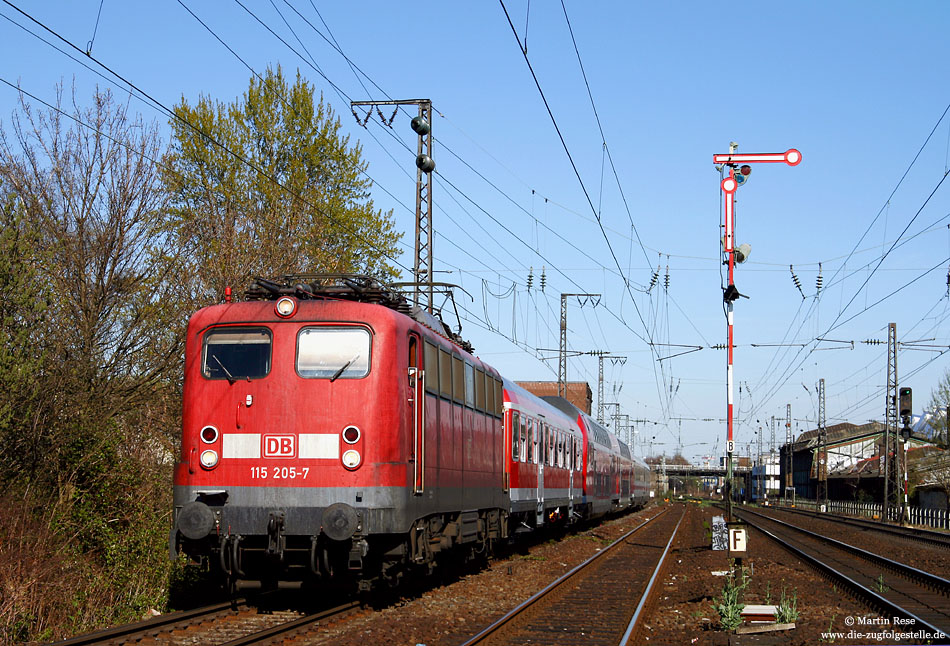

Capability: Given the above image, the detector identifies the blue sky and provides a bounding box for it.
[4,1,950,463]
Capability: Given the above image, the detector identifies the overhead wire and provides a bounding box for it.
[743,101,950,423]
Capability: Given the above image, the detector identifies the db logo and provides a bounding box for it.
[263,435,296,458]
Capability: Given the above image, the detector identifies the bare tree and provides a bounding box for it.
[0,85,186,640]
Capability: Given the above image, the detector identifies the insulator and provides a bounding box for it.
[790,265,805,299]
[648,265,659,291]
[415,154,435,173]
[410,115,430,135]
[816,262,823,294]
[664,265,670,290]
[540,267,546,292]
[527,267,534,291]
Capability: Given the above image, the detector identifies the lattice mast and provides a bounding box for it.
[817,378,827,509]
[884,322,899,520]
[785,404,793,495]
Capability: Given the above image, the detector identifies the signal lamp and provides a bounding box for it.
[735,243,751,264]
[899,387,912,418]
[740,164,752,176]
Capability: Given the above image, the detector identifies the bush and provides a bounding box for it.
[714,564,750,632]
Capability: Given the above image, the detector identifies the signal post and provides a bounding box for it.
[713,146,802,523]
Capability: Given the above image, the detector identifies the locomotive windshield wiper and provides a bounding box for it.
[329,355,359,382]
[211,354,237,385]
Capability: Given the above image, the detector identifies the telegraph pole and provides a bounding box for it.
[713,145,802,521]
[351,99,434,311]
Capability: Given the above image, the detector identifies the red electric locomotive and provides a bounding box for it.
[170,275,650,591]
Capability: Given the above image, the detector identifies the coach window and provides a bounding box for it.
[544,424,552,464]
[520,415,527,461]
[424,341,439,394]
[203,327,272,380]
[464,363,475,408]
[529,419,536,463]
[511,411,520,461]
[439,348,453,400]
[539,423,545,464]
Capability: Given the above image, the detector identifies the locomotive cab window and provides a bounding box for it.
[297,327,370,379]
[202,327,272,380]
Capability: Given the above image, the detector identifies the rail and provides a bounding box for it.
[736,507,950,639]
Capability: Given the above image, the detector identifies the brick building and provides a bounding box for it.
[515,381,592,416]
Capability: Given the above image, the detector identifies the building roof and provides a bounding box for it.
[793,421,884,450]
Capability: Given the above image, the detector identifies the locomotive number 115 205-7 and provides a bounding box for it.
[250,466,310,480]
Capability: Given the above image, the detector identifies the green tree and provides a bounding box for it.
[0,179,49,476]
[164,65,402,302]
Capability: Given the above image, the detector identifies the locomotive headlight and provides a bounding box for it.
[275,297,297,318]
[341,449,361,470]
[199,449,219,469]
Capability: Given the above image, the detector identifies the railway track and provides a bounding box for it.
[49,597,361,646]
[736,507,950,640]
[460,505,685,646]
[769,504,950,550]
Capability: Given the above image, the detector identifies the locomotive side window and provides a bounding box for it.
[424,341,439,394]
[474,369,485,412]
[495,379,504,417]
[202,327,272,380]
[297,327,370,379]
[439,349,452,399]
[484,375,494,415]
[452,356,465,405]
[464,363,475,409]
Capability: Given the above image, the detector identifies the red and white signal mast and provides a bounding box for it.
[713,145,801,521]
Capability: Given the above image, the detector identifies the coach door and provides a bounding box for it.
[409,334,424,494]
[568,434,575,519]
[536,417,545,526]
